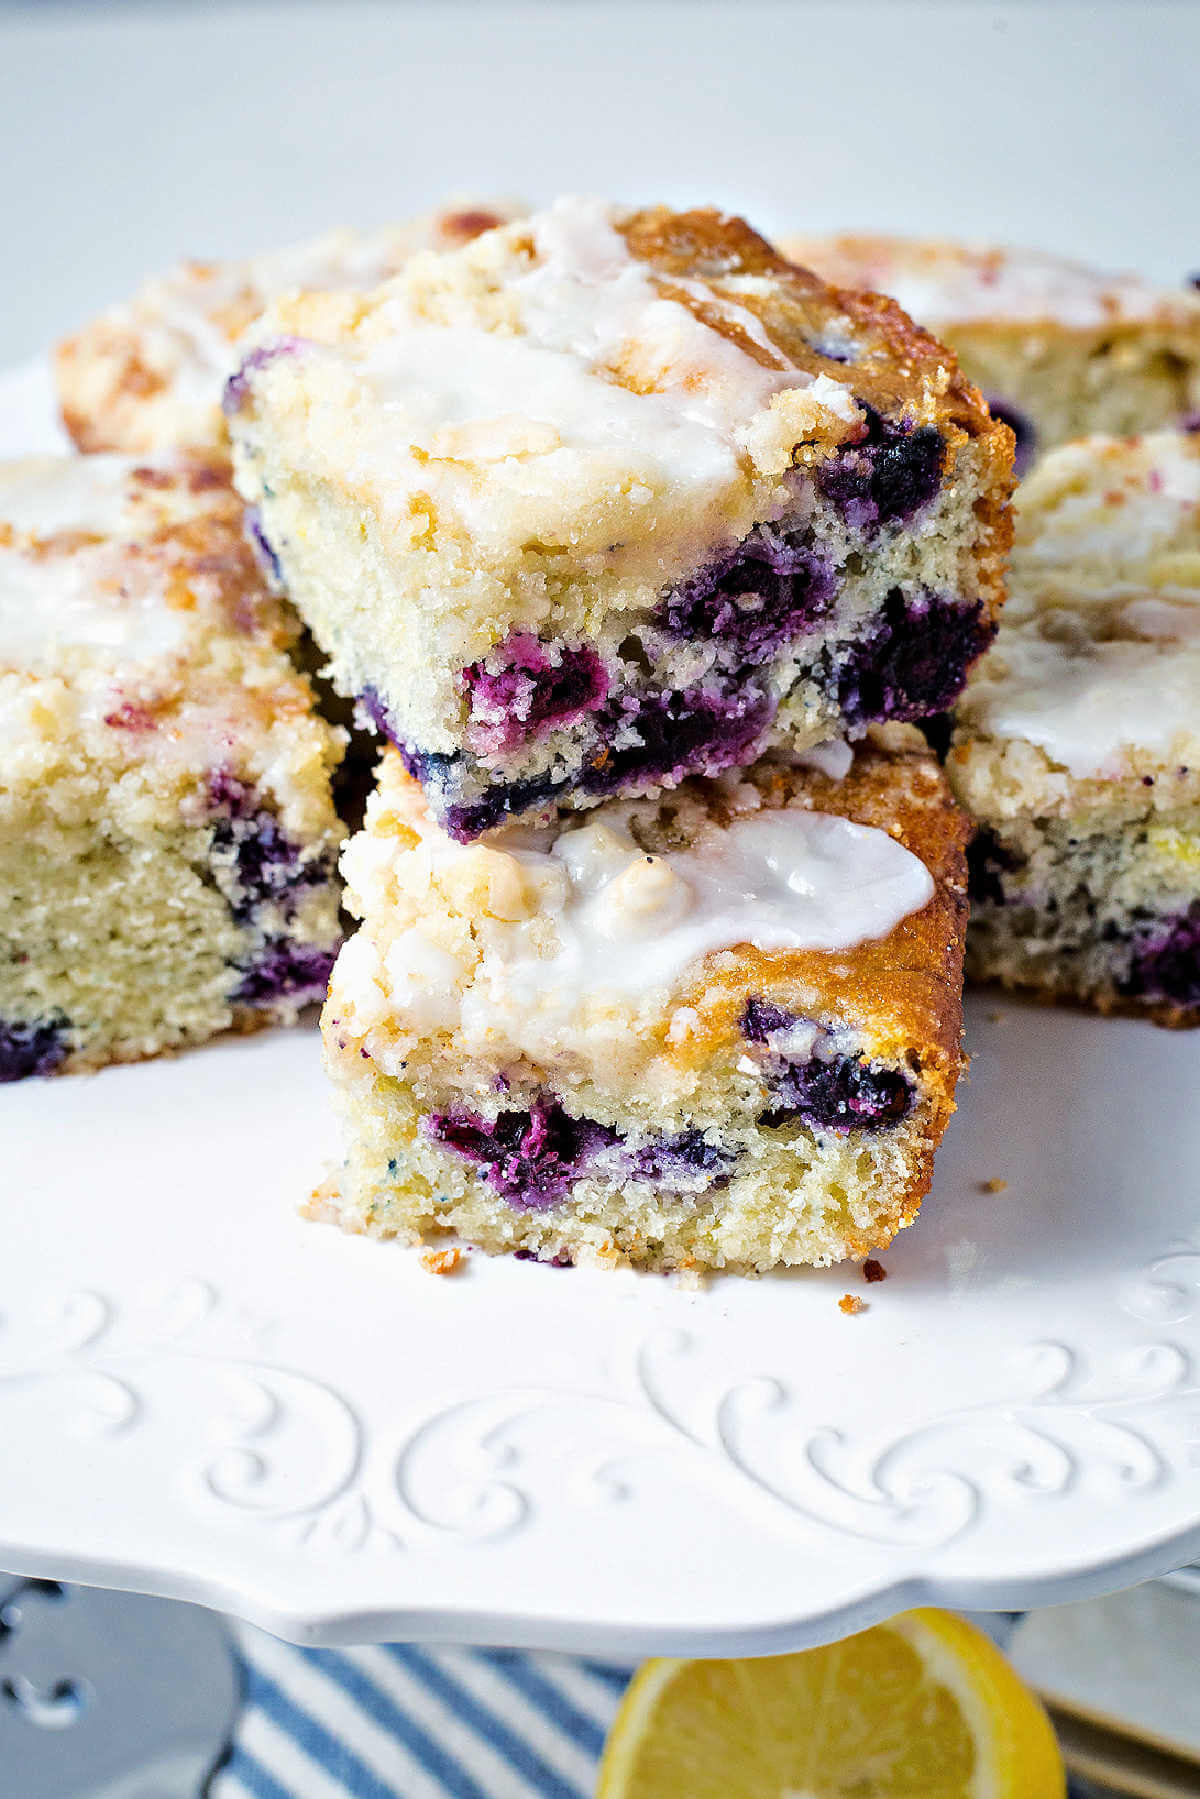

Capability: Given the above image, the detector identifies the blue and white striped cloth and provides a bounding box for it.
[213,1631,633,1799]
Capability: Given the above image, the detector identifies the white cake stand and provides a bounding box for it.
[3,360,1198,1651]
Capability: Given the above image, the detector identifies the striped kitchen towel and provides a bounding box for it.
[213,1631,633,1799]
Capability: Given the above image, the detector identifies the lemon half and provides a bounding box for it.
[597,1608,1065,1799]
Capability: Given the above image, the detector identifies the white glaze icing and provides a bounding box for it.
[793,738,855,779]
[0,546,189,667]
[0,454,139,538]
[0,458,189,673]
[1014,432,1200,581]
[337,799,934,1065]
[353,198,857,536]
[123,227,434,392]
[1118,597,1200,640]
[0,457,192,671]
[507,805,931,992]
[820,242,1194,330]
[966,609,1200,776]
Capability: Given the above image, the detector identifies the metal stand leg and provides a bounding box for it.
[0,1575,239,1798]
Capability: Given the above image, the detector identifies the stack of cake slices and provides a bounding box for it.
[224,197,1015,1272]
[17,193,1197,1276]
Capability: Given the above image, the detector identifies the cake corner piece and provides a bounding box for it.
[0,449,346,1080]
[317,726,968,1273]
[227,196,1013,843]
[780,230,1200,466]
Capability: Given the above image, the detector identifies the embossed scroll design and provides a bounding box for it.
[392,1324,1198,1554]
[0,1277,1196,1562]
[1122,1232,1200,1327]
[0,1282,400,1556]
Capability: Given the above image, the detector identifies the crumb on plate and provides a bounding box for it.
[421,1246,465,1276]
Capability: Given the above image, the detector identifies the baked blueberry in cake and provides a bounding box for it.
[781,233,1200,470]
[949,430,1200,1023]
[315,726,967,1271]
[228,199,1012,841]
[0,453,345,1078]
[54,201,522,456]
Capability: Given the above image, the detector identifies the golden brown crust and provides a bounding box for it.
[676,729,969,1086]
[615,210,1014,636]
[619,209,1000,437]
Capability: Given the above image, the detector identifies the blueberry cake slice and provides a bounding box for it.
[54,201,522,456]
[229,198,1012,842]
[781,233,1200,472]
[316,726,967,1272]
[0,453,345,1080]
[949,437,1200,1023]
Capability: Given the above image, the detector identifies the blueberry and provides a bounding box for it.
[221,337,305,417]
[441,768,565,840]
[462,636,608,755]
[244,507,283,584]
[626,1129,733,1186]
[740,996,914,1131]
[425,1099,617,1209]
[819,410,946,532]
[206,773,337,1002]
[0,1015,70,1083]
[966,828,1021,907]
[427,673,776,838]
[581,679,774,799]
[763,1051,914,1131]
[207,780,331,922]
[1123,904,1200,1009]
[832,588,994,725]
[984,396,1037,477]
[233,941,336,1007]
[740,996,794,1042]
[658,533,836,661]
[426,1099,733,1208]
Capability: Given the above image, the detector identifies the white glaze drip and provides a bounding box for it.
[357,198,856,531]
[0,546,189,666]
[0,454,139,538]
[423,803,934,1049]
[793,738,855,779]
[967,608,1200,776]
[0,457,190,669]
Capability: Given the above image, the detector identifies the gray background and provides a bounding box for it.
[1,0,1198,362]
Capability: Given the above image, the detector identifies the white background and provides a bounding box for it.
[1,0,1198,362]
